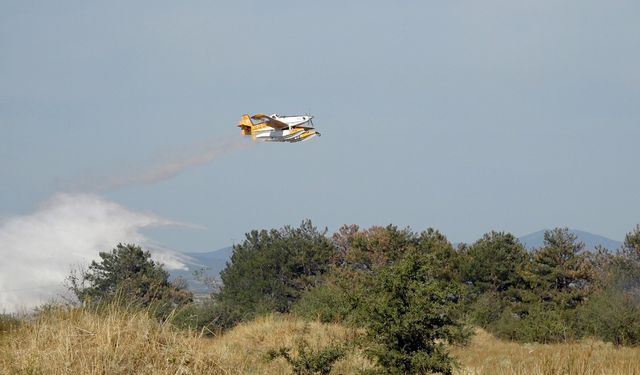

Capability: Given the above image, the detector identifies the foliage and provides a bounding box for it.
[578,286,640,346]
[357,249,469,375]
[68,243,192,315]
[266,340,345,375]
[291,281,356,323]
[464,228,597,343]
[216,220,334,323]
[576,237,640,346]
[530,228,594,302]
[171,299,244,334]
[461,231,529,294]
[623,224,640,257]
[331,224,418,272]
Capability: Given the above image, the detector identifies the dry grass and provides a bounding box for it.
[0,305,222,375]
[205,314,372,374]
[452,328,640,375]
[2,306,640,375]
[0,306,370,375]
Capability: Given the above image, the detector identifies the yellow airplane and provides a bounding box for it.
[238,113,321,142]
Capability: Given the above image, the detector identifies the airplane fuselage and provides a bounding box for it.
[268,114,313,128]
[238,113,320,143]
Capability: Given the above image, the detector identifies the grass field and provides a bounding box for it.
[1,306,639,374]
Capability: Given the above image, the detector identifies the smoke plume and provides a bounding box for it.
[0,193,188,313]
[83,138,253,192]
[1,137,255,313]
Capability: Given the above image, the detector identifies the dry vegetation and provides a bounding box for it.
[1,305,639,375]
[451,329,640,375]
[0,306,371,375]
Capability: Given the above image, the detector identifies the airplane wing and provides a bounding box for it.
[251,114,289,129]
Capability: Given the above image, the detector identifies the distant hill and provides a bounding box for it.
[518,229,622,251]
[169,246,233,293]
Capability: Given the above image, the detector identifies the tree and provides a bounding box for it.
[358,249,468,375]
[479,228,596,343]
[462,231,529,293]
[216,220,334,321]
[531,228,594,307]
[622,224,640,258]
[302,225,462,325]
[416,228,462,282]
[68,243,192,309]
[331,225,418,272]
[460,231,532,330]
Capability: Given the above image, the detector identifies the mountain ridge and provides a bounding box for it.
[518,229,621,251]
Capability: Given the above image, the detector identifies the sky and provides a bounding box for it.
[1,1,639,309]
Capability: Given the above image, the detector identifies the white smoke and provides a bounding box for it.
[1,137,255,313]
[0,193,188,314]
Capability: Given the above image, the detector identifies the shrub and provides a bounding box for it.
[357,250,469,375]
[171,299,244,334]
[291,283,355,324]
[490,303,575,343]
[266,340,346,375]
[578,287,640,346]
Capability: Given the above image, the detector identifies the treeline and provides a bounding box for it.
[64,222,640,374]
[209,222,640,345]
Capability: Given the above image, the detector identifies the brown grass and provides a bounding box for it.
[0,306,371,375]
[452,328,640,375]
[1,306,639,375]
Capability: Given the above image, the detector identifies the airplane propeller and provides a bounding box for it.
[305,112,314,127]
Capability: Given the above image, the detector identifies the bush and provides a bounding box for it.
[490,303,575,343]
[171,299,244,334]
[577,288,640,346]
[467,292,507,327]
[357,250,469,375]
[576,252,640,346]
[291,283,355,324]
[266,340,346,375]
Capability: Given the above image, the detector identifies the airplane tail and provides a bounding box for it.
[238,114,253,135]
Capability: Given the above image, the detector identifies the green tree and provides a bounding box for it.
[531,228,594,307]
[462,231,529,294]
[358,249,468,375]
[416,228,463,282]
[216,220,334,321]
[68,243,192,309]
[482,228,596,343]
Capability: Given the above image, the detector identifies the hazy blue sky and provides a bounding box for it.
[2,0,639,254]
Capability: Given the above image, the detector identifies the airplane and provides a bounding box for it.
[237,113,321,143]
